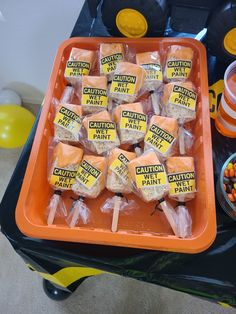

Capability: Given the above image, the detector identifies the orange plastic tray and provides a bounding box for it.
[16,37,216,253]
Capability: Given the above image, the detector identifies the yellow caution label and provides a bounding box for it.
[166,60,192,79]
[64,60,90,77]
[82,87,108,108]
[76,160,101,189]
[54,106,81,135]
[209,79,224,119]
[144,124,175,154]
[169,85,197,111]
[101,53,124,74]
[141,63,162,81]
[168,171,195,196]
[49,167,77,189]
[120,110,147,133]
[88,121,116,141]
[110,75,136,95]
[110,153,130,181]
[135,164,167,188]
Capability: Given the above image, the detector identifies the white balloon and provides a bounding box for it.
[0,89,22,105]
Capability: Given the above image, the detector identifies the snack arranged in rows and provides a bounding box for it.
[46,42,199,238]
[64,44,194,86]
[51,88,197,160]
[52,98,194,159]
[127,149,179,237]
[46,139,195,237]
[62,44,197,127]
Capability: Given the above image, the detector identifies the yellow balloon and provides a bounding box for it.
[0,105,35,148]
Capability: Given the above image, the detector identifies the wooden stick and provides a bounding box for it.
[159,200,179,237]
[111,195,121,233]
[179,126,186,155]
[151,92,160,115]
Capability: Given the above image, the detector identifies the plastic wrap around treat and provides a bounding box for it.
[64,47,96,85]
[164,45,194,83]
[110,62,146,103]
[82,110,120,155]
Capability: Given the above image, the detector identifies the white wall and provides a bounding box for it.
[0,0,84,104]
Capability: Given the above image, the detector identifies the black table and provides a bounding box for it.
[1,1,236,306]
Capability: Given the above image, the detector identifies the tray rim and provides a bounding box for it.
[15,37,216,253]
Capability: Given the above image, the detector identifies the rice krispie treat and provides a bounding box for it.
[128,150,169,202]
[99,43,125,80]
[72,155,106,199]
[113,102,147,145]
[110,62,146,103]
[106,148,136,194]
[166,156,196,202]
[64,47,96,84]
[144,115,178,159]
[48,142,83,191]
[162,81,197,124]
[136,51,163,91]
[54,103,82,143]
[164,45,194,82]
[81,76,108,114]
[82,110,120,155]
